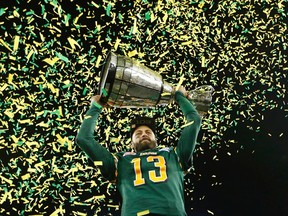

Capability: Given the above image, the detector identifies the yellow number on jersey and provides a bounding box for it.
[147,156,167,183]
[131,158,145,186]
[131,156,167,186]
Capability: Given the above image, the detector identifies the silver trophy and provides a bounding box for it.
[98,52,214,116]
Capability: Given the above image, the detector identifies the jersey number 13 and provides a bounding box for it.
[131,156,168,186]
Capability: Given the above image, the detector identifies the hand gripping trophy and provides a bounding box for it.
[98,52,214,117]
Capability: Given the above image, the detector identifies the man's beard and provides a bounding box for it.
[134,139,157,152]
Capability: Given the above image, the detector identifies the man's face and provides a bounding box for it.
[131,125,157,152]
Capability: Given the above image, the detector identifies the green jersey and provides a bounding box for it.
[76,91,201,216]
[115,147,186,216]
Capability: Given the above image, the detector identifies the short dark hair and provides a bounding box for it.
[130,117,156,137]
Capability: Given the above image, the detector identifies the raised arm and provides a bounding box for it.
[175,86,202,172]
[75,96,116,181]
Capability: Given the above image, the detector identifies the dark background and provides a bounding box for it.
[0,0,287,215]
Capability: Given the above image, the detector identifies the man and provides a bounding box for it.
[76,86,202,216]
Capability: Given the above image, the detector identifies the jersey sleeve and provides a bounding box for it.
[174,91,202,172]
[75,104,117,181]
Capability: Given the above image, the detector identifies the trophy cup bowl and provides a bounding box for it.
[98,52,214,116]
[98,52,175,108]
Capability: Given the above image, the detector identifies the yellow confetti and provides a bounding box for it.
[128,50,138,57]
[58,106,63,117]
[53,167,64,173]
[50,205,65,216]
[56,134,64,144]
[67,37,81,50]
[25,141,40,148]
[181,121,195,128]
[132,17,138,34]
[13,35,20,52]
[4,110,14,119]
[201,56,206,67]
[27,168,37,173]
[91,1,99,8]
[0,83,8,92]
[21,198,29,204]
[159,50,169,58]
[13,10,20,18]
[94,161,103,166]
[207,210,215,215]
[37,121,49,128]
[47,82,57,93]
[0,39,12,51]
[35,161,45,169]
[175,74,185,91]
[0,176,14,186]
[137,210,150,216]
[84,115,92,119]
[150,10,155,22]
[107,204,119,208]
[43,57,59,66]
[161,92,171,96]
[114,38,121,50]
[19,119,31,124]
[74,12,83,25]
[67,138,73,151]
[8,73,13,83]
[21,173,31,180]
[105,126,111,141]
[110,135,121,143]
[162,11,168,23]
[52,142,60,152]
[0,191,12,205]
[26,49,34,62]
[85,195,105,203]
[36,110,45,116]
[181,40,193,46]
[95,76,100,82]
[11,135,18,143]
[96,55,102,68]
[0,138,7,147]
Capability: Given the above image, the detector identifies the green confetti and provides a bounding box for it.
[102,88,108,97]
[0,8,6,16]
[56,52,69,63]
[106,3,112,16]
[93,101,102,109]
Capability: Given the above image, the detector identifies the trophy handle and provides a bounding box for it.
[187,85,215,117]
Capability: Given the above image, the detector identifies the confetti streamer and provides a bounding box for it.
[13,35,20,52]
[0,176,14,186]
[95,55,102,68]
[43,57,60,66]
[175,74,185,91]
[0,39,12,51]
[137,210,150,216]
[67,37,81,50]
